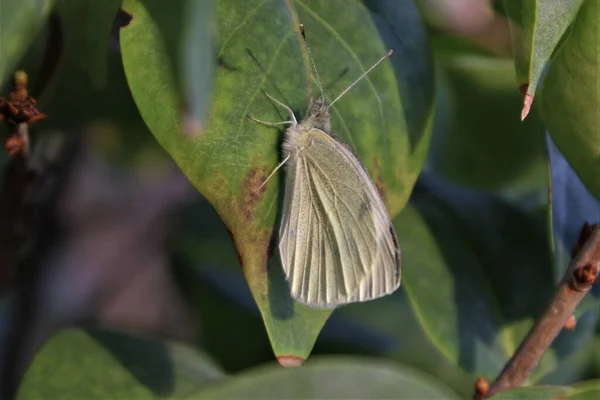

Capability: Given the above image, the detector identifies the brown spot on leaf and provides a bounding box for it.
[372,157,386,202]
[226,229,244,267]
[277,355,304,367]
[239,167,268,222]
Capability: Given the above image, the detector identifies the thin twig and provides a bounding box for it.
[476,223,600,399]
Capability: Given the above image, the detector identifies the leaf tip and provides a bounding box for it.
[519,83,533,121]
[277,355,304,367]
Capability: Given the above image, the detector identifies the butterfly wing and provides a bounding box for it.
[279,128,401,307]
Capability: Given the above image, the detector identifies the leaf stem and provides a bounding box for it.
[476,223,600,399]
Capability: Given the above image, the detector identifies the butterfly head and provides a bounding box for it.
[307,96,331,132]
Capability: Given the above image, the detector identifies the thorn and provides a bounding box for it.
[571,222,595,258]
[277,355,304,367]
[564,315,576,331]
[521,92,533,121]
[578,222,595,245]
[474,377,489,398]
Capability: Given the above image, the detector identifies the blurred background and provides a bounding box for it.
[1,0,599,399]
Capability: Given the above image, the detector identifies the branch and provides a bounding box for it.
[475,222,600,399]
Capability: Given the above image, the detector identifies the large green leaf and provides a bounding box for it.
[121,0,433,362]
[17,328,224,399]
[401,174,555,380]
[404,174,600,383]
[0,0,52,86]
[503,0,584,118]
[539,0,600,201]
[195,357,461,399]
[429,53,547,194]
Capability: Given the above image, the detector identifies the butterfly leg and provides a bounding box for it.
[260,154,291,188]
[248,116,293,127]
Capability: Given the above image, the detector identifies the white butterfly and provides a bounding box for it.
[251,24,401,308]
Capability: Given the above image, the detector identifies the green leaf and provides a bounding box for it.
[331,288,477,397]
[489,380,600,399]
[489,385,570,399]
[567,380,600,399]
[43,0,122,92]
[503,0,584,118]
[0,0,52,86]
[38,0,130,127]
[195,356,461,399]
[402,173,557,380]
[17,328,224,399]
[429,53,548,193]
[539,0,600,201]
[26,0,165,168]
[121,0,433,362]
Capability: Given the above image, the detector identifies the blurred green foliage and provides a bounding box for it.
[1,0,599,398]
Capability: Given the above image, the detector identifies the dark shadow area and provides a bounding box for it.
[0,136,82,400]
[89,328,176,397]
[266,141,295,320]
[411,172,555,373]
[172,253,275,373]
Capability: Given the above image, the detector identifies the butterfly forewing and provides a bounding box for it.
[279,128,401,307]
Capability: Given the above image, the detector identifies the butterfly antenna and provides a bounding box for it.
[300,24,325,101]
[327,49,393,109]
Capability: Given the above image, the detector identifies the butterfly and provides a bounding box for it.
[251,24,401,308]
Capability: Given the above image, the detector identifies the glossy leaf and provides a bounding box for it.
[195,357,461,399]
[121,0,433,362]
[503,0,584,118]
[0,0,52,86]
[539,0,600,201]
[17,328,224,399]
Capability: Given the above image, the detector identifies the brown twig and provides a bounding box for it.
[477,222,600,399]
